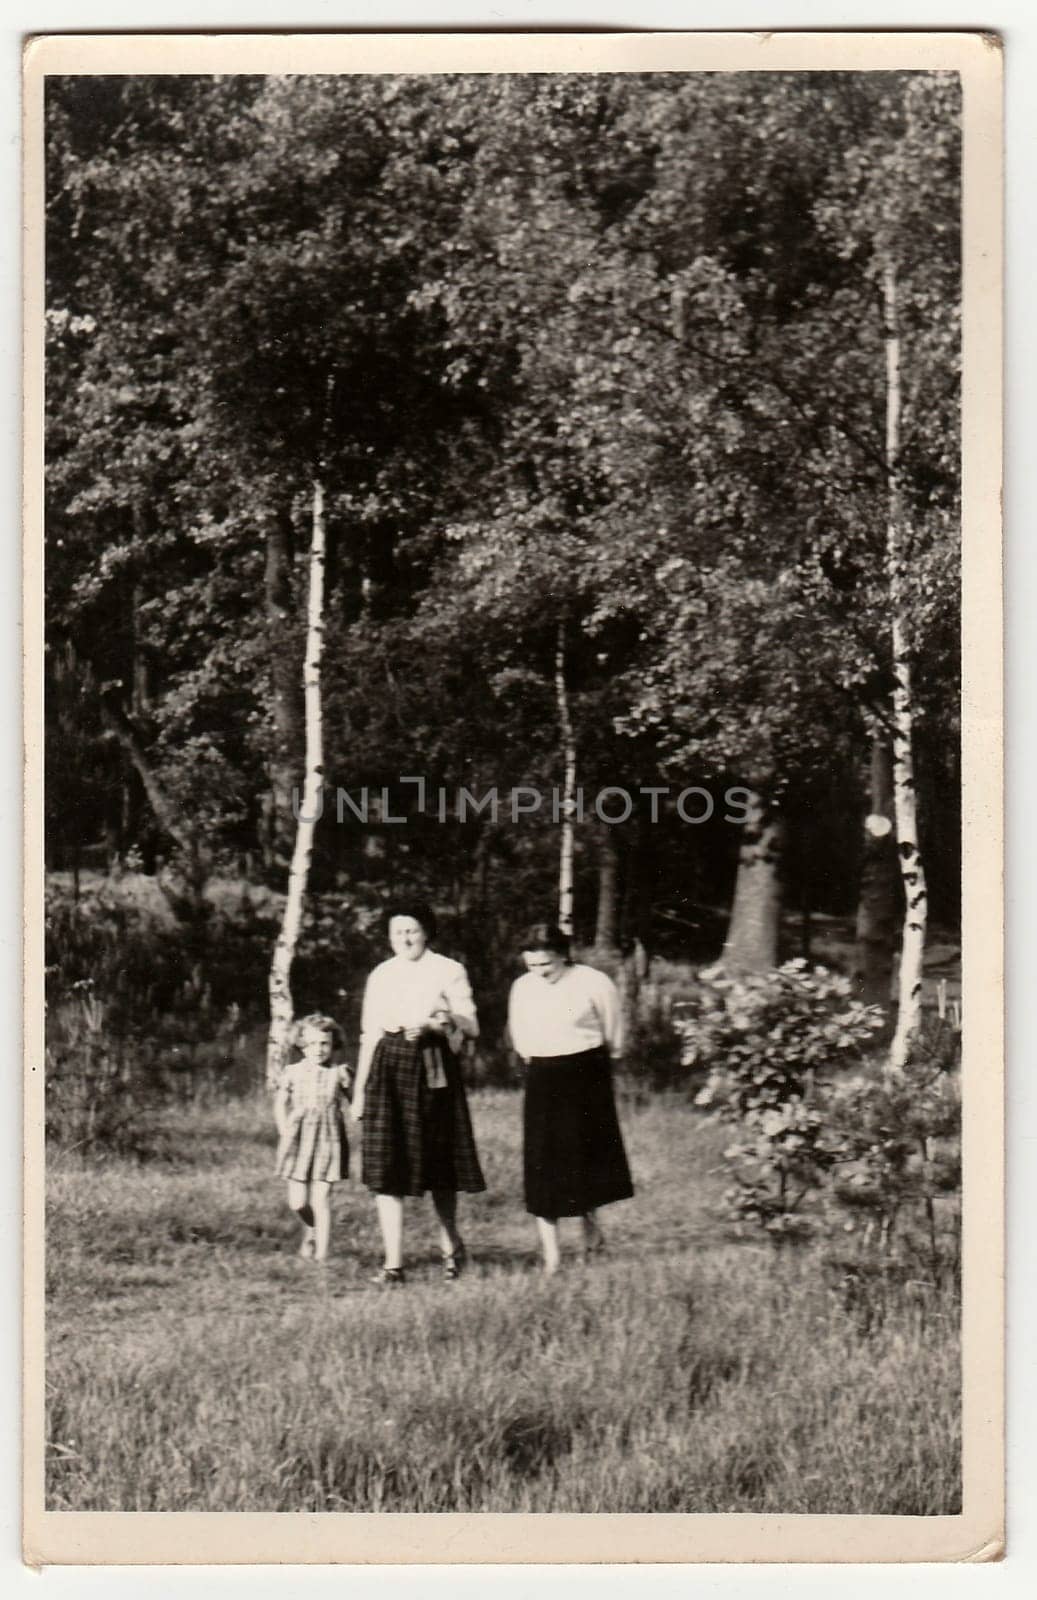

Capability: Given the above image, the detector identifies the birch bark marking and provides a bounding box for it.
[266,478,326,1088]
[884,259,929,1072]
[555,618,576,936]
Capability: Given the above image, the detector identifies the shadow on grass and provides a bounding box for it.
[501,1409,578,1479]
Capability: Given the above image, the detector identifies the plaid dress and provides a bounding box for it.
[275,1060,351,1183]
[362,1031,485,1197]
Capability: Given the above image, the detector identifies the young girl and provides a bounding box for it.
[274,1013,352,1263]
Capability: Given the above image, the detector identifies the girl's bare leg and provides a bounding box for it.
[431,1189,462,1257]
[288,1180,316,1257]
[310,1180,332,1262]
[535,1216,562,1276]
[375,1193,405,1270]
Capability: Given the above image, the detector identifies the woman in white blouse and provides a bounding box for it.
[351,901,485,1285]
[508,922,633,1275]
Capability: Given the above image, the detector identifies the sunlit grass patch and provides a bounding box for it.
[45,1091,960,1512]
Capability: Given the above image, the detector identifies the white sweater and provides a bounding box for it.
[357,950,478,1076]
[508,963,624,1061]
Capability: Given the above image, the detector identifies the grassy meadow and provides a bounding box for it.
[44,1088,961,1513]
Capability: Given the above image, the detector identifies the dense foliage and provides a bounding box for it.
[678,961,959,1284]
[45,71,962,1015]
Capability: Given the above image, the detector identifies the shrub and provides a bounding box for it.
[677,961,884,1239]
[677,963,961,1284]
[823,1024,961,1285]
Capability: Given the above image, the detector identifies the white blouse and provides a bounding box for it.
[357,950,478,1076]
[508,963,624,1061]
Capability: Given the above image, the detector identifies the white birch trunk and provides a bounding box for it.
[266,478,326,1088]
[883,260,929,1072]
[555,619,576,936]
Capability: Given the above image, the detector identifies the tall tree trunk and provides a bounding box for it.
[722,789,784,973]
[458,825,491,929]
[853,726,898,1005]
[266,478,326,1088]
[593,825,621,952]
[126,525,151,861]
[129,566,151,720]
[555,619,576,936]
[263,505,302,868]
[617,819,649,1045]
[883,260,929,1071]
[98,691,207,908]
[622,814,652,973]
[458,826,493,990]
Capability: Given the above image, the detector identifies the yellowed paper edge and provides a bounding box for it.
[22,27,1004,1567]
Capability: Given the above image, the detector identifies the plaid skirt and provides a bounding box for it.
[275,1106,349,1183]
[362,1031,486,1197]
[523,1046,633,1218]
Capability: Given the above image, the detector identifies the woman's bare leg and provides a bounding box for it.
[431,1190,462,1257]
[310,1180,332,1262]
[581,1209,605,1255]
[375,1193,405,1270]
[535,1216,562,1276]
[287,1180,316,1257]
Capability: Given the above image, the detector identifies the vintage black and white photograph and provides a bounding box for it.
[26,29,1002,1560]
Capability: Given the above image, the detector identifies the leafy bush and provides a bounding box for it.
[676,962,960,1284]
[820,1036,961,1330]
[823,1025,961,1284]
[677,961,884,1237]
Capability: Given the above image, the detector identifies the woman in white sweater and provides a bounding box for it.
[508,922,633,1275]
[351,900,485,1285]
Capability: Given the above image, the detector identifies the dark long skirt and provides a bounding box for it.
[523,1046,634,1218]
[362,1031,486,1197]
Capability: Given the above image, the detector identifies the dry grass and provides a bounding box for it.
[45,1091,960,1512]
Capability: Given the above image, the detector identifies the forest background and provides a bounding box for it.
[44,69,961,1089]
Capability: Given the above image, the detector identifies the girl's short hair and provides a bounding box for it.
[520,922,572,961]
[292,1013,344,1048]
[386,899,438,941]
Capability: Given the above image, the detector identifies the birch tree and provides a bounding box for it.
[883,260,929,1070]
[266,480,327,1086]
[45,72,962,996]
[555,619,577,935]
[45,73,480,887]
[813,73,960,1064]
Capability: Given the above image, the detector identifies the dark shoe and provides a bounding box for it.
[442,1244,467,1282]
[371,1266,405,1287]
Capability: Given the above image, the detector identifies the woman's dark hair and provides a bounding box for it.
[520,922,572,961]
[386,899,438,942]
